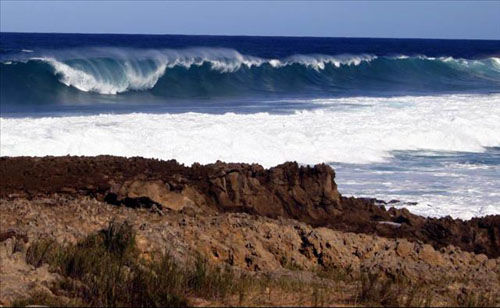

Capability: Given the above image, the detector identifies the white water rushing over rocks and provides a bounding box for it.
[1,94,500,219]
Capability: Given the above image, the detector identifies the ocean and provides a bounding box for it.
[1,32,499,219]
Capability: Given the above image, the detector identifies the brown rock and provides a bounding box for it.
[418,244,445,266]
[1,196,499,306]
[395,240,414,258]
[1,156,499,258]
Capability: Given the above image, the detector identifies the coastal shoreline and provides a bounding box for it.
[1,155,499,257]
[1,155,499,306]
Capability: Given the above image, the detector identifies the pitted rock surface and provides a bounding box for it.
[1,156,499,258]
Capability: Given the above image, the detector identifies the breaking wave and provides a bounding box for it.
[1,47,499,104]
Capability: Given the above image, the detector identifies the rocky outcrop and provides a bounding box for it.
[1,156,499,258]
[203,161,342,222]
[0,235,58,305]
[1,196,498,306]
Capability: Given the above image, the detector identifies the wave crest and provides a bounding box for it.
[16,48,379,94]
[2,47,499,96]
[278,54,377,70]
[40,57,167,94]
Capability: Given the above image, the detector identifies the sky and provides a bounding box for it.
[1,1,499,40]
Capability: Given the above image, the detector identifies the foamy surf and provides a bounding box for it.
[2,94,498,165]
[1,94,499,219]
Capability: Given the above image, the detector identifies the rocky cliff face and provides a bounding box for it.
[1,156,499,258]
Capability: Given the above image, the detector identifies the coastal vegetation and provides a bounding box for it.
[11,221,497,307]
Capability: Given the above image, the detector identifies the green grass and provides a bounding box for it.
[12,290,83,307]
[23,221,186,307]
[18,221,262,307]
[16,222,499,307]
[314,264,354,282]
[356,268,434,307]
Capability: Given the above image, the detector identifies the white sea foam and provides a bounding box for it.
[336,168,500,220]
[1,94,499,218]
[270,54,376,70]
[1,94,499,164]
[488,57,500,71]
[391,55,410,59]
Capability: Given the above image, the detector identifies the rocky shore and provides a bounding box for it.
[1,156,499,306]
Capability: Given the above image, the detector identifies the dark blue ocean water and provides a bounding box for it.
[1,33,499,114]
[2,32,499,58]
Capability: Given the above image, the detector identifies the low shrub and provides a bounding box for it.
[356,268,435,307]
[17,221,260,307]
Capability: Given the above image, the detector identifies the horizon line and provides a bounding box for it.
[2,31,499,42]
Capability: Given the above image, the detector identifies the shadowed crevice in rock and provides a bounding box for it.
[104,192,163,210]
[1,156,499,257]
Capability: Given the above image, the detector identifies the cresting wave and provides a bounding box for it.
[2,48,378,95]
[1,47,499,102]
[41,57,168,94]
